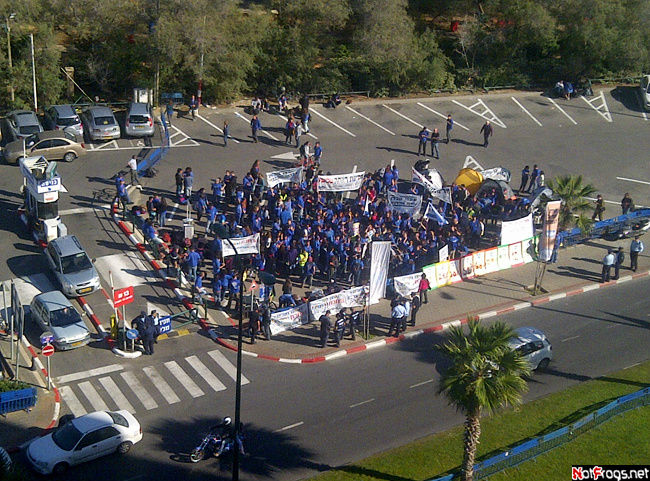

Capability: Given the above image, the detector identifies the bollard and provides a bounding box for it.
[28,356,37,371]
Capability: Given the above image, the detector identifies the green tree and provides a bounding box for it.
[546,175,597,231]
[436,318,529,481]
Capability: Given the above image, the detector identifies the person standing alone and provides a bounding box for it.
[445,114,454,143]
[223,121,230,147]
[127,155,140,187]
[480,120,493,147]
[629,235,644,272]
[430,128,440,159]
[250,115,261,143]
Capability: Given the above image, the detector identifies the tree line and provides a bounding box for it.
[1,0,648,109]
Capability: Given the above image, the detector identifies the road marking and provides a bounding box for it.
[276,113,318,139]
[91,140,120,151]
[143,366,181,404]
[59,385,87,417]
[581,91,612,122]
[561,335,581,342]
[349,398,375,408]
[345,106,395,135]
[310,107,357,137]
[273,421,304,433]
[382,104,423,128]
[547,97,578,125]
[416,102,470,130]
[186,355,227,392]
[511,97,542,126]
[196,113,239,143]
[57,364,124,384]
[165,361,204,398]
[409,379,434,389]
[120,371,158,410]
[463,155,485,171]
[625,362,641,369]
[452,98,506,128]
[234,111,279,141]
[59,205,110,216]
[207,350,249,385]
[98,376,135,413]
[168,124,201,147]
[78,381,110,412]
[616,176,650,185]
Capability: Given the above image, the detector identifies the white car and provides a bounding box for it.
[509,327,552,371]
[640,75,650,111]
[26,410,142,475]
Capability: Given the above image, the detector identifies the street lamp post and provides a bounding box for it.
[5,13,15,103]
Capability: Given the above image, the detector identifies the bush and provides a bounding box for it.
[0,380,29,393]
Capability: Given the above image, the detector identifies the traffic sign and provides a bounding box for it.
[126,329,139,340]
[249,280,258,291]
[114,286,135,308]
[41,344,55,357]
[40,332,54,345]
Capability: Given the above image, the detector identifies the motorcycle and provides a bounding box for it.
[190,432,234,463]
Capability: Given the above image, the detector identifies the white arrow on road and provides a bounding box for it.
[270,151,299,160]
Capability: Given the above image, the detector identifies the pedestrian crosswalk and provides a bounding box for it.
[57,349,250,417]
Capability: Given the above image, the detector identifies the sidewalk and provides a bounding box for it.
[116,184,649,363]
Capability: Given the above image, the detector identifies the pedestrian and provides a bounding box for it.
[261,303,272,341]
[127,155,139,186]
[410,293,420,327]
[613,246,625,280]
[193,271,207,303]
[301,256,315,288]
[313,141,322,165]
[621,193,634,215]
[189,95,199,120]
[319,310,331,348]
[285,117,295,145]
[295,122,303,148]
[248,307,260,344]
[250,114,261,143]
[116,179,130,209]
[165,101,174,127]
[445,114,453,143]
[388,300,406,337]
[527,164,539,193]
[480,120,493,147]
[533,170,545,191]
[151,310,161,344]
[299,141,310,163]
[334,310,346,347]
[301,109,310,133]
[400,297,411,333]
[142,314,156,355]
[158,196,168,227]
[601,249,615,283]
[592,194,605,221]
[133,311,147,340]
[175,168,184,199]
[519,165,530,193]
[417,126,429,156]
[629,235,644,272]
[418,273,430,304]
[223,121,230,147]
[183,167,194,199]
[430,128,440,159]
[186,246,202,282]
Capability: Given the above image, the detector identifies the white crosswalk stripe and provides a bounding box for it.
[165,360,205,398]
[120,372,158,410]
[78,381,109,412]
[59,385,87,417]
[98,376,135,413]
[186,356,227,392]
[208,350,249,385]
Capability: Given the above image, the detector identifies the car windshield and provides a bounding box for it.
[129,115,149,124]
[58,117,79,126]
[50,307,80,327]
[52,422,83,451]
[19,125,41,135]
[95,116,115,126]
[107,411,129,427]
[60,252,92,274]
[37,201,59,220]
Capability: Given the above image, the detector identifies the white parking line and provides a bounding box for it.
[452,99,506,128]
[99,376,135,413]
[143,366,181,404]
[120,371,158,410]
[581,91,612,122]
[57,364,124,384]
[59,385,87,417]
[91,140,119,151]
[616,177,650,185]
[561,335,581,343]
[276,113,318,139]
[273,421,304,433]
[349,398,375,408]
[345,106,395,135]
[196,112,240,143]
[416,102,470,130]
[382,104,423,128]
[310,107,357,137]
[78,381,110,412]
[511,97,542,126]
[547,97,578,125]
[207,350,249,385]
[409,379,434,389]
[234,111,279,141]
[168,124,201,146]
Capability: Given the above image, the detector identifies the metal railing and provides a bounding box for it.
[0,387,37,416]
[556,209,650,248]
[427,386,650,481]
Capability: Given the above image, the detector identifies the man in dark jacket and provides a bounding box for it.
[319,310,331,348]
[261,304,272,341]
[142,314,156,355]
[613,246,625,280]
[248,308,261,344]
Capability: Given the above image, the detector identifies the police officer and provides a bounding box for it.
[319,310,331,348]
[334,310,346,347]
[133,311,147,343]
[248,307,261,344]
[261,303,272,341]
[142,314,156,355]
[613,246,625,280]
[410,293,420,327]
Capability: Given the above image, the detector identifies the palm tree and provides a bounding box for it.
[436,318,530,481]
[546,175,597,231]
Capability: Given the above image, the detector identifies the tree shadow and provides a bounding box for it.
[610,86,646,114]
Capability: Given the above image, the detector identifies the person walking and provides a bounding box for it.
[158,196,168,227]
[480,120,493,147]
[313,141,322,164]
[295,122,303,148]
[127,155,139,187]
[116,179,130,209]
[165,101,174,127]
[250,115,261,143]
[613,246,625,280]
[601,249,615,283]
[301,256,316,288]
[418,273,430,304]
[188,95,199,120]
[175,168,184,199]
[518,165,530,193]
[261,303,272,341]
[285,117,295,145]
[445,114,454,143]
[183,167,194,199]
[527,164,540,193]
[223,121,230,147]
[621,193,634,215]
[430,128,440,159]
[417,127,429,156]
[319,310,332,348]
[410,293,420,327]
[630,235,644,272]
[592,194,605,221]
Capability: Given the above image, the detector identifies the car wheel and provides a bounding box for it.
[53,462,69,475]
[63,152,77,162]
[58,414,75,427]
[117,441,133,454]
[537,358,550,371]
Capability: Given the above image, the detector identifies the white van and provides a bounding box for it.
[640,75,650,111]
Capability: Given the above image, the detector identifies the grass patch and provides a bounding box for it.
[0,380,29,393]
[308,361,650,481]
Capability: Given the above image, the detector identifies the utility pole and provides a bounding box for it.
[5,13,15,103]
[30,33,37,110]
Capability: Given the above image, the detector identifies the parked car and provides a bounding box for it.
[30,291,91,350]
[26,410,142,475]
[82,106,120,141]
[44,235,100,297]
[43,104,84,138]
[3,131,86,164]
[6,110,44,140]
[509,327,552,371]
[124,102,155,137]
[639,74,650,111]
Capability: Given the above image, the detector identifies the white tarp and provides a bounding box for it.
[539,200,562,262]
[369,241,391,304]
[317,171,365,192]
[266,167,302,188]
[393,272,422,297]
[500,214,534,246]
[269,303,310,335]
[387,191,422,215]
[309,286,368,319]
[222,233,260,257]
[412,167,443,191]
[481,167,511,183]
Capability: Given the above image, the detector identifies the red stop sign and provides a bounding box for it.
[42,344,55,357]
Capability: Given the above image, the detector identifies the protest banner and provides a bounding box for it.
[435,261,450,287]
[309,286,368,319]
[266,167,302,188]
[473,250,486,276]
[500,213,534,246]
[448,259,462,284]
[387,191,422,215]
[269,303,310,335]
[393,272,422,297]
[317,171,365,192]
[481,166,511,183]
[222,233,260,257]
[539,200,561,262]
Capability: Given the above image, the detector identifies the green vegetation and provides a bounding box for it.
[308,360,650,481]
[547,175,597,231]
[0,379,29,392]
[1,0,649,107]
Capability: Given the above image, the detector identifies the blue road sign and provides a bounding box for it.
[126,329,139,340]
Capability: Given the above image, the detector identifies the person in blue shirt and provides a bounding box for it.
[116,179,130,208]
[206,203,218,234]
[185,247,202,282]
[280,206,292,225]
[313,141,322,164]
[227,274,241,310]
[417,127,429,155]
[250,115,261,143]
